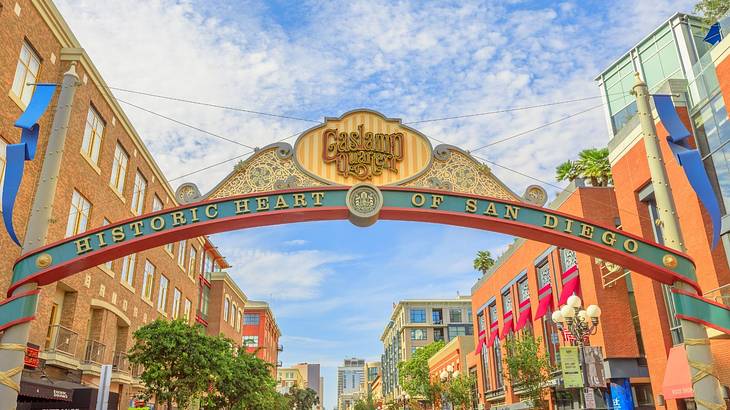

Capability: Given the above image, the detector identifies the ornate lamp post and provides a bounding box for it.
[550,295,602,346]
[397,393,411,410]
[439,365,460,410]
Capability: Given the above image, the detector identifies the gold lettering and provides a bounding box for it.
[274,195,289,210]
[504,205,520,220]
[129,221,144,237]
[601,231,617,246]
[484,202,498,216]
[322,124,404,180]
[564,219,574,233]
[190,208,200,223]
[112,227,125,243]
[623,239,638,253]
[311,192,325,206]
[235,199,250,214]
[411,193,426,207]
[151,216,165,231]
[205,204,219,218]
[430,195,444,209]
[465,199,477,213]
[293,193,307,208]
[172,211,186,226]
[256,197,269,211]
[95,232,107,248]
[543,214,558,229]
[580,224,595,239]
[75,237,93,254]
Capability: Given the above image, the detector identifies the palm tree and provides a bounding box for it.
[555,160,580,183]
[473,250,495,275]
[576,148,612,187]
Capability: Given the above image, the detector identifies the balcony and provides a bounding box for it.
[277,344,284,352]
[112,351,130,373]
[80,339,106,376]
[41,325,80,369]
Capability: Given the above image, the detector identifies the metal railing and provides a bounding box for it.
[45,325,78,356]
[83,339,107,364]
[704,283,730,307]
[112,351,130,373]
[131,363,144,378]
[277,344,284,352]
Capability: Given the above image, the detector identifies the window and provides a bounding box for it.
[81,107,105,165]
[448,325,470,339]
[517,277,530,303]
[560,248,578,272]
[409,308,426,323]
[152,195,163,212]
[480,334,491,392]
[109,144,128,194]
[694,94,730,211]
[183,298,192,321]
[102,219,113,271]
[243,336,259,347]
[224,297,230,322]
[541,306,561,367]
[157,275,169,312]
[188,247,197,277]
[199,286,210,318]
[0,138,7,207]
[177,241,186,268]
[65,190,92,237]
[232,302,238,325]
[130,171,147,214]
[449,308,462,323]
[11,41,41,106]
[638,26,682,91]
[120,254,136,287]
[477,311,486,333]
[165,242,174,255]
[432,308,443,324]
[236,309,242,331]
[537,260,551,288]
[203,252,214,274]
[141,260,155,301]
[493,338,504,389]
[171,288,181,319]
[410,329,427,340]
[244,313,260,325]
[466,307,472,323]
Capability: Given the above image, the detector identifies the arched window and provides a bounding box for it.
[224,297,230,322]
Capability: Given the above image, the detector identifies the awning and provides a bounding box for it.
[19,379,73,402]
[662,346,694,399]
[487,322,500,347]
[501,311,514,338]
[514,299,532,332]
[558,265,580,306]
[534,284,553,320]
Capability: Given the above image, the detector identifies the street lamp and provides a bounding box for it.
[397,392,411,410]
[551,295,602,346]
[439,364,461,410]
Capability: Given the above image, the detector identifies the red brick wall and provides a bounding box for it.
[208,278,246,344]
[242,308,280,372]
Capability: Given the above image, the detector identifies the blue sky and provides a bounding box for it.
[54,0,698,407]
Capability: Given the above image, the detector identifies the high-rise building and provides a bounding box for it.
[379,298,472,400]
[337,357,365,410]
[293,362,322,409]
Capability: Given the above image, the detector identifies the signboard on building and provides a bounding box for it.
[560,346,584,388]
[584,388,597,409]
[582,346,606,388]
[24,343,40,369]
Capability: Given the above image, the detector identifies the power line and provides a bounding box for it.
[468,104,603,154]
[109,86,319,123]
[117,98,257,150]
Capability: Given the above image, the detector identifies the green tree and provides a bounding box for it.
[398,341,445,406]
[285,386,319,409]
[695,0,730,24]
[503,333,554,410]
[555,160,580,183]
[555,148,612,187]
[128,319,221,409]
[473,250,495,275]
[443,373,476,410]
[354,395,377,410]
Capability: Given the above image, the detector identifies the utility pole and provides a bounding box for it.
[633,73,725,410]
[0,62,79,408]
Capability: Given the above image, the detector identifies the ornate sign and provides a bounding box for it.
[323,124,404,180]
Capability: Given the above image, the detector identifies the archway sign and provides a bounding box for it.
[3,110,729,335]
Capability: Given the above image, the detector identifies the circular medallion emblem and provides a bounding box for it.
[346,184,383,227]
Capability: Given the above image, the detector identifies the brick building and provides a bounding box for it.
[0,0,238,407]
[241,300,282,374]
[206,271,248,344]
[470,185,645,410]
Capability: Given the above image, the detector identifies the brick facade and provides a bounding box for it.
[242,301,281,375]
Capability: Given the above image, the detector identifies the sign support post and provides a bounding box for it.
[632,73,725,410]
[0,63,79,408]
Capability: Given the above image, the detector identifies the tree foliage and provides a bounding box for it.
[473,250,495,275]
[354,396,377,410]
[443,373,476,410]
[695,0,730,24]
[285,386,319,410]
[398,341,445,404]
[555,148,612,187]
[128,319,285,410]
[503,333,554,410]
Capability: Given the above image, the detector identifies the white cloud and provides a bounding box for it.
[283,239,308,246]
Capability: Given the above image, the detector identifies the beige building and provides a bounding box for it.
[277,367,304,394]
[379,297,472,400]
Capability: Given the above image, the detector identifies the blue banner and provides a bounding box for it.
[2,83,57,246]
[653,94,722,248]
[609,378,634,410]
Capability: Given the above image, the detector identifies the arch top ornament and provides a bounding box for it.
[189,109,537,204]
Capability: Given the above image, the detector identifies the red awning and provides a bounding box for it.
[487,324,499,347]
[514,302,532,332]
[662,346,694,399]
[501,312,514,338]
[558,266,580,306]
[534,285,553,320]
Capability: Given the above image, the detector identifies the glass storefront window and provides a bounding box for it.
[693,94,730,211]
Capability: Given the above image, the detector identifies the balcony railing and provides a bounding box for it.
[83,340,107,364]
[131,363,144,378]
[112,351,130,373]
[277,344,284,352]
[45,325,78,356]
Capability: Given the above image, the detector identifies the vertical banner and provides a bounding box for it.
[582,346,606,388]
[609,378,634,410]
[560,346,584,388]
[96,364,112,410]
